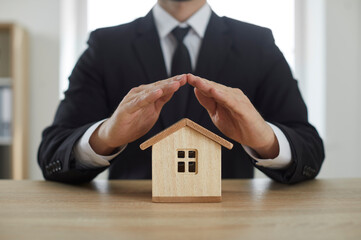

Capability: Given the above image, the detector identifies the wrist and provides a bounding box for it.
[244,121,280,159]
[251,132,279,159]
[89,121,122,155]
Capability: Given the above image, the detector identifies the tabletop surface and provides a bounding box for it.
[0,179,360,240]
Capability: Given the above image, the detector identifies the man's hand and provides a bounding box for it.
[90,75,187,155]
[187,74,279,159]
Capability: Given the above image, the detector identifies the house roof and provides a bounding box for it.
[140,118,233,150]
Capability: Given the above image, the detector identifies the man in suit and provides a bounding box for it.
[38,0,325,184]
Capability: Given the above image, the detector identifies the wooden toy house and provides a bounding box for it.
[140,118,233,203]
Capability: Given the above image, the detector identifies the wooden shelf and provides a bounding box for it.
[0,23,28,179]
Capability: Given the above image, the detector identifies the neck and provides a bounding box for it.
[158,0,207,22]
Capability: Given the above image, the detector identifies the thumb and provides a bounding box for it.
[154,92,176,112]
[194,88,217,116]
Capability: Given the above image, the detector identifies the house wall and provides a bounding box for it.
[152,127,221,197]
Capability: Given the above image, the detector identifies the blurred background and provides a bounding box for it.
[0,0,359,180]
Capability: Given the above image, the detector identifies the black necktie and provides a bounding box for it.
[163,26,192,123]
[171,26,192,76]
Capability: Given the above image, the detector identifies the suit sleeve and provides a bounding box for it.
[253,29,325,184]
[38,30,111,183]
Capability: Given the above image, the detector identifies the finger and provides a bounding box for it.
[187,73,204,88]
[125,77,184,113]
[187,74,227,92]
[194,88,217,116]
[209,87,241,114]
[127,75,186,98]
[153,75,188,111]
[144,74,186,96]
[189,81,234,113]
[188,74,251,117]
[128,85,147,94]
[125,88,163,114]
[188,74,239,110]
[157,79,182,97]
[172,74,187,87]
[125,77,180,104]
[143,74,187,102]
[187,74,215,98]
[154,92,175,111]
[149,74,187,90]
[154,82,188,111]
[187,74,230,101]
[208,87,230,106]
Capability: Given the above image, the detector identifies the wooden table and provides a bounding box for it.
[0,179,360,240]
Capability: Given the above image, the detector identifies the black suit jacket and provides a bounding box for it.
[38,11,324,184]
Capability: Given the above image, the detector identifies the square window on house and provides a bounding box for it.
[176,149,198,174]
[178,162,185,172]
[178,151,185,158]
[188,161,196,172]
[188,151,196,158]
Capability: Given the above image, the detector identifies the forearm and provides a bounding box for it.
[38,123,106,183]
[243,122,292,169]
[241,119,279,159]
[74,120,127,169]
[89,119,120,155]
[254,122,324,184]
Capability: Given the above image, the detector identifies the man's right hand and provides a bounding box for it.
[89,75,187,155]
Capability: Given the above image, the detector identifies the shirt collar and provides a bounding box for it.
[152,3,212,39]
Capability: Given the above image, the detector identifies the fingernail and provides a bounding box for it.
[176,75,183,81]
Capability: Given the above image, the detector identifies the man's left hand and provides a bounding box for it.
[187,74,279,159]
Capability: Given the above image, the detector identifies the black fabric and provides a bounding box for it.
[171,26,192,76]
[38,11,325,184]
[166,26,192,121]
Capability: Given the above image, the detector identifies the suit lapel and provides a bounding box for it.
[132,10,188,128]
[133,11,168,84]
[186,12,232,123]
[133,11,169,128]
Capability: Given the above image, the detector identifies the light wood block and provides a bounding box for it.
[141,118,233,202]
[152,127,222,201]
[152,196,222,203]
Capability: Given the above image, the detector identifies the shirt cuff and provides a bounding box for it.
[73,119,127,169]
[242,122,292,169]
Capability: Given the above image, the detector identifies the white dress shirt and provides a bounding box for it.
[74,3,292,170]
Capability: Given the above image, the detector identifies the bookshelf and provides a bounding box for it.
[0,23,28,179]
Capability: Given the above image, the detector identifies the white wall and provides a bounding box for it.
[322,0,361,178]
[0,0,60,179]
[295,0,326,138]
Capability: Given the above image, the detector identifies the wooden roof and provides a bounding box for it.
[140,118,233,150]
